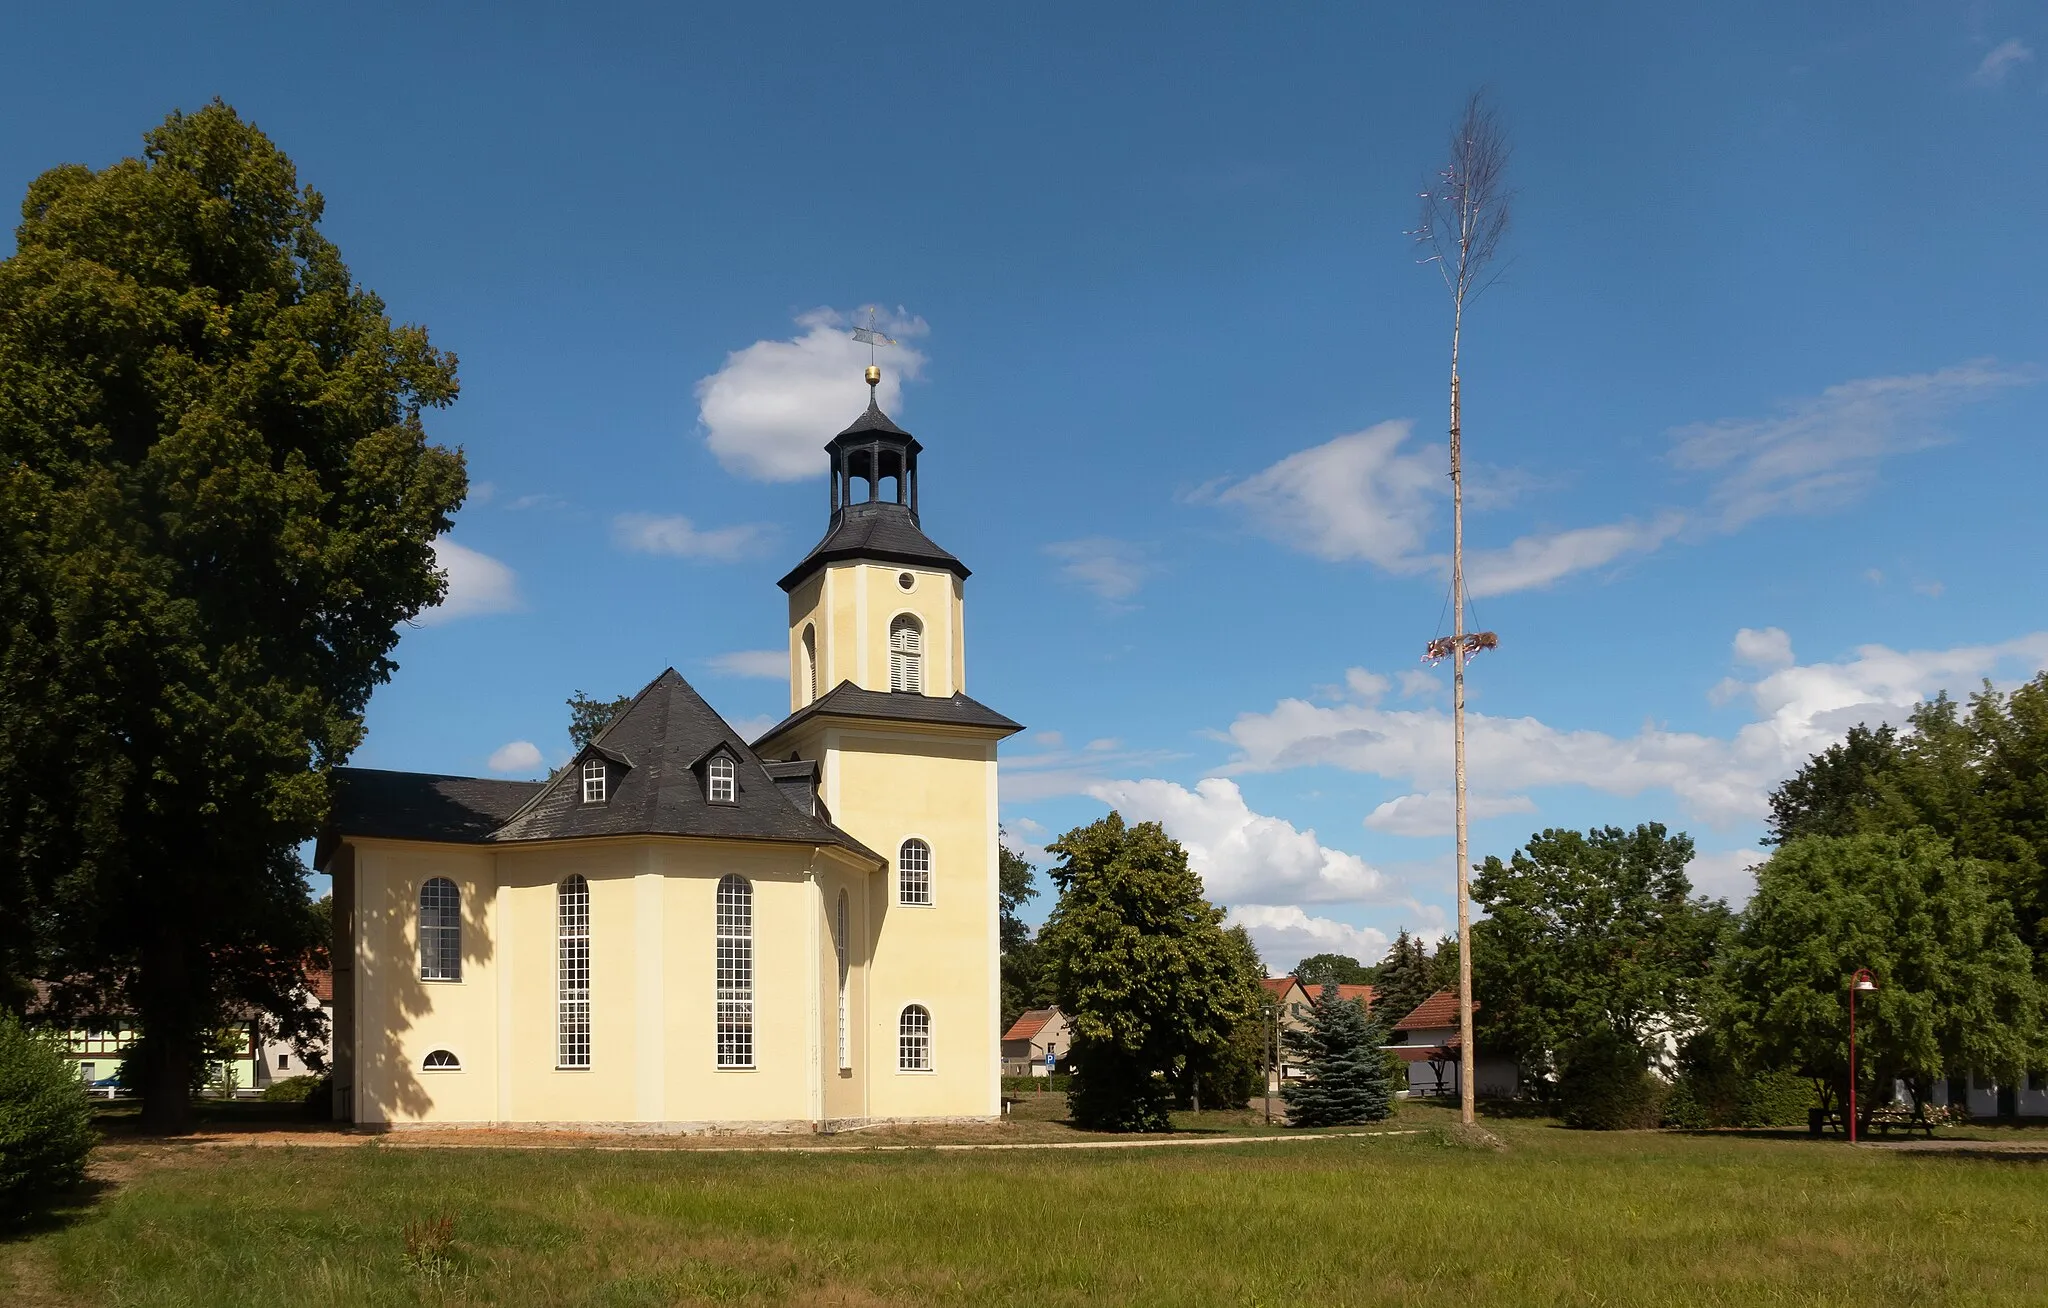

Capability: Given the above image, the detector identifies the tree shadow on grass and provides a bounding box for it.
[0,1176,117,1244]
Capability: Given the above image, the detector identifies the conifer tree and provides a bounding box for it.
[1281,984,1396,1126]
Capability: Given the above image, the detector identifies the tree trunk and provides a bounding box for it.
[138,924,196,1135]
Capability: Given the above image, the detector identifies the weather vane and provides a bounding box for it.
[850,307,896,391]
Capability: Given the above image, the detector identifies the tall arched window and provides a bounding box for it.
[557,875,591,1068]
[889,615,923,694]
[419,878,461,981]
[834,889,850,1070]
[898,838,932,907]
[802,624,818,704]
[899,1005,932,1072]
[716,875,753,1068]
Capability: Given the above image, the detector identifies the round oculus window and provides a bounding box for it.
[897,571,916,591]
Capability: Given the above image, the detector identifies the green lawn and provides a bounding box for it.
[6,1100,2047,1306]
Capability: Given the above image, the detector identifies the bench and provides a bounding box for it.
[1869,1116,1938,1139]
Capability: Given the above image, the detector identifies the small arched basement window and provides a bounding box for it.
[899,1005,932,1072]
[423,1049,461,1071]
[419,878,461,982]
[889,615,923,694]
[898,838,932,907]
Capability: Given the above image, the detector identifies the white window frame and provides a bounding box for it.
[889,614,923,695]
[557,875,591,1069]
[897,837,933,907]
[802,624,818,704]
[418,877,462,982]
[581,759,606,804]
[423,1049,462,1072]
[834,889,850,1071]
[708,755,736,804]
[898,1004,933,1073]
[716,875,754,1068]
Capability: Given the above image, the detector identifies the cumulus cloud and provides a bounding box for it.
[1733,626,1795,669]
[1083,777,1391,905]
[612,513,772,560]
[1364,790,1538,838]
[1045,537,1155,603]
[487,740,543,774]
[1209,422,1440,570]
[1970,38,2034,87]
[1220,631,2048,827]
[1224,905,1391,975]
[1686,849,1762,905]
[709,649,789,679]
[695,307,929,481]
[1670,362,2033,529]
[418,538,522,624]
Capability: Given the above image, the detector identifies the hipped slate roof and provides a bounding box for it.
[753,680,1024,747]
[325,669,881,865]
[778,500,968,592]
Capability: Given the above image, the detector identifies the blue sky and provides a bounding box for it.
[6,2,2045,969]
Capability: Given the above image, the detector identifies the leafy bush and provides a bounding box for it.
[1558,1029,1667,1130]
[1735,1070,1817,1127]
[1662,1064,1817,1129]
[1002,1074,1072,1093]
[262,1074,322,1103]
[0,1015,95,1223]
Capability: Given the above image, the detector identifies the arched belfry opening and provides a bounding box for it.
[827,398,922,521]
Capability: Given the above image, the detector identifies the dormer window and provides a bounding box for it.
[581,759,607,804]
[707,755,736,804]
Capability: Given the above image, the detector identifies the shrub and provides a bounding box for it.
[1002,1073,1071,1093]
[0,1015,95,1223]
[262,1074,322,1103]
[1735,1070,1817,1127]
[1662,1066,1818,1129]
[1558,1029,1667,1130]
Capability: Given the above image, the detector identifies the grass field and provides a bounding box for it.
[5,1098,2047,1307]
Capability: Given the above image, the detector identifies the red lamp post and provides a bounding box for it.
[1848,968,1878,1143]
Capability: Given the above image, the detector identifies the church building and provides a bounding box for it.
[318,368,1021,1130]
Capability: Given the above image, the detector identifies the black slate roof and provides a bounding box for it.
[778,500,968,593]
[324,669,882,865]
[753,680,1024,748]
[318,770,543,866]
[834,399,911,440]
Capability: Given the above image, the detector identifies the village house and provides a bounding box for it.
[1386,989,1519,1098]
[1000,1007,1073,1077]
[318,372,1021,1131]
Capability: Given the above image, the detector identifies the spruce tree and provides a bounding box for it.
[1281,983,1396,1126]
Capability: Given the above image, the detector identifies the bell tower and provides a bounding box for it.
[776,367,971,711]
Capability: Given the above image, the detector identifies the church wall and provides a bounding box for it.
[786,574,824,711]
[853,563,960,696]
[817,861,871,1122]
[350,841,500,1126]
[825,727,1000,1121]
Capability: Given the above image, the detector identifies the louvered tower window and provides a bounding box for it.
[889,615,922,694]
[557,875,591,1068]
[419,878,461,981]
[716,875,754,1067]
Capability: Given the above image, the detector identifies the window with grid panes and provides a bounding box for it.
[716,875,753,1067]
[419,878,461,981]
[899,1005,932,1071]
[581,759,606,803]
[557,876,591,1067]
[898,838,932,906]
[708,755,736,803]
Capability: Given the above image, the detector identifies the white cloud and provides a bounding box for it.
[1397,669,1443,699]
[1670,363,2033,529]
[612,513,772,560]
[1210,422,1440,570]
[1221,632,2048,827]
[487,740,543,775]
[418,538,522,624]
[1685,849,1762,905]
[695,307,929,481]
[1225,905,1390,976]
[1733,626,1794,669]
[1084,777,1391,905]
[1970,38,2035,87]
[999,739,1186,804]
[728,714,780,743]
[1466,514,1686,597]
[1045,537,1154,603]
[709,649,789,679]
[1364,790,1538,838]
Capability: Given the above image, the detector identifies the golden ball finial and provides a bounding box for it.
[865,364,881,388]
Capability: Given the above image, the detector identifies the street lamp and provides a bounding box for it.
[1848,968,1878,1143]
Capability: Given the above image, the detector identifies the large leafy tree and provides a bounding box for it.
[1036,813,1261,1132]
[1713,829,2044,1119]
[0,104,466,1130]
[1293,951,1372,991]
[1471,825,1729,1079]
[997,842,1046,1030]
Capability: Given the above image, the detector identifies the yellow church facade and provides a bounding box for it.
[319,382,1020,1130]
